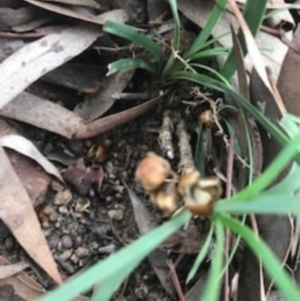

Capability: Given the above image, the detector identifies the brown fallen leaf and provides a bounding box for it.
[74,69,135,122]
[0,261,29,280]
[0,257,88,301]
[23,0,128,25]
[0,92,163,139]
[41,0,104,10]
[0,134,63,182]
[0,23,102,109]
[0,146,62,284]
[7,149,51,207]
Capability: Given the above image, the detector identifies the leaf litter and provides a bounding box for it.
[0,0,300,300]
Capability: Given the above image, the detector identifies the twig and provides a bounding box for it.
[176,118,195,174]
[167,259,186,301]
[158,110,175,159]
[224,132,235,301]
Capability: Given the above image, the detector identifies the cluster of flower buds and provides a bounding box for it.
[135,152,222,216]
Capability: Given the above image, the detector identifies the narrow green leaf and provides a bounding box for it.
[170,71,291,150]
[218,214,300,301]
[168,0,181,51]
[36,210,191,301]
[232,132,300,200]
[107,58,156,76]
[189,63,229,85]
[200,219,224,301]
[188,47,230,60]
[184,0,227,58]
[186,225,214,283]
[103,20,163,67]
[221,0,269,80]
[214,194,300,215]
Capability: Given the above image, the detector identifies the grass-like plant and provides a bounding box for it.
[36,1,300,301]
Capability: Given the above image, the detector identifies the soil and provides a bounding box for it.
[0,79,218,300]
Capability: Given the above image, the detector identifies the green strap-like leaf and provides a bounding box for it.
[184,0,227,59]
[200,219,224,301]
[103,20,163,67]
[107,58,156,76]
[218,214,300,301]
[221,0,269,80]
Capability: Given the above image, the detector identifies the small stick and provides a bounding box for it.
[176,118,195,174]
[158,110,175,159]
[167,259,186,301]
[224,132,235,301]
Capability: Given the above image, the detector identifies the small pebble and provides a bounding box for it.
[59,250,73,261]
[107,208,124,220]
[74,246,89,258]
[58,205,68,214]
[70,254,79,264]
[60,234,73,249]
[4,236,15,251]
[49,212,58,222]
[88,241,99,250]
[55,257,75,275]
[105,195,113,203]
[98,244,116,254]
[51,180,65,192]
[93,225,110,238]
[48,233,60,249]
[54,190,72,205]
[55,222,62,228]
[42,221,50,229]
[74,236,83,247]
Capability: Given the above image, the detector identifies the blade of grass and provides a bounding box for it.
[168,0,181,51]
[199,219,224,301]
[107,58,156,76]
[221,0,269,80]
[103,20,163,67]
[215,194,300,215]
[36,210,191,301]
[231,132,300,200]
[184,0,227,59]
[170,71,291,150]
[218,214,300,301]
[188,47,230,60]
[186,224,214,284]
[189,63,229,85]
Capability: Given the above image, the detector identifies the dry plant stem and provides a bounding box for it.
[224,132,235,301]
[158,110,175,159]
[167,260,186,301]
[176,119,195,174]
[249,214,266,301]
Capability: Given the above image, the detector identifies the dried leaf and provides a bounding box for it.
[41,0,103,10]
[0,261,29,279]
[0,23,102,109]
[0,92,163,139]
[74,94,163,139]
[74,69,135,122]
[0,134,63,182]
[0,147,62,284]
[278,26,300,116]
[0,92,85,138]
[23,0,128,25]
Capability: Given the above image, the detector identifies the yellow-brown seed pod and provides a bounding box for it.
[178,170,221,217]
[150,181,180,215]
[135,152,171,192]
[199,110,215,128]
